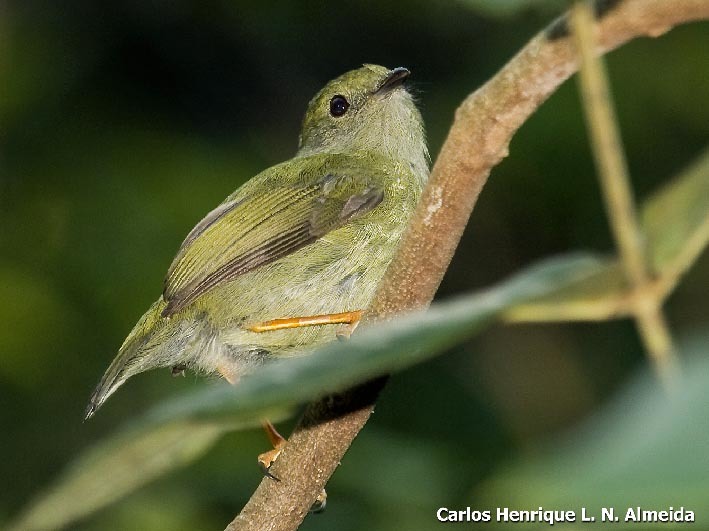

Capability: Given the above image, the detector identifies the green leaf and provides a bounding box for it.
[137,253,606,426]
[504,148,709,323]
[9,421,232,531]
[9,253,603,531]
[643,148,709,278]
[478,341,709,528]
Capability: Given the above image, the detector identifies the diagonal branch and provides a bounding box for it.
[226,2,709,530]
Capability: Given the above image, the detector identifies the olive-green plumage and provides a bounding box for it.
[86,64,429,419]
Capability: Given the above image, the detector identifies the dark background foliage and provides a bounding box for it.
[1,1,708,529]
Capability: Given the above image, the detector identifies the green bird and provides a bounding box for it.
[85,65,429,435]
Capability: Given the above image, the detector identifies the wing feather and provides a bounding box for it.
[161,175,383,316]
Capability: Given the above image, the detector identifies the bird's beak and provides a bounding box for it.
[375,67,410,93]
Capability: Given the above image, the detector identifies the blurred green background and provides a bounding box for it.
[1,1,708,530]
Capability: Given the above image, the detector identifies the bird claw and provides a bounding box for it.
[257,448,327,513]
[336,319,360,341]
[310,489,327,513]
[258,448,283,481]
[171,364,187,377]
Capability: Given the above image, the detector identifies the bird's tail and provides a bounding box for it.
[85,298,183,420]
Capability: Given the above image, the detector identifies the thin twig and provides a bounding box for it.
[227,2,709,529]
[503,151,709,324]
[569,0,679,389]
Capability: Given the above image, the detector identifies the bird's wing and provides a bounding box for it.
[161,174,384,316]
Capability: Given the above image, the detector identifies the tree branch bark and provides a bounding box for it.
[226,1,709,529]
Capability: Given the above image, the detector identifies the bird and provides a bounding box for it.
[85,64,429,468]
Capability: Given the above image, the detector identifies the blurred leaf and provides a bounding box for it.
[8,420,235,531]
[9,253,603,530]
[503,259,625,321]
[643,148,709,279]
[136,254,605,426]
[504,147,709,323]
[456,0,567,17]
[479,346,709,528]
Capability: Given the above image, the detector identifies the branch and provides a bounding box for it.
[226,1,709,529]
[569,1,679,389]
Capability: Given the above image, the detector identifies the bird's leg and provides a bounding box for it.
[258,420,288,479]
[258,419,327,510]
[241,313,358,503]
[215,366,287,479]
[247,310,363,339]
[311,488,327,513]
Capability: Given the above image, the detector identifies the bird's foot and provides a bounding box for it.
[258,447,284,480]
[257,420,328,512]
[258,420,287,480]
[171,364,187,377]
[336,316,361,341]
[311,489,327,513]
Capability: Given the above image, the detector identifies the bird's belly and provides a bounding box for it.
[193,231,393,360]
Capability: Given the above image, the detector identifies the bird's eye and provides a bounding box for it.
[329,95,350,117]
